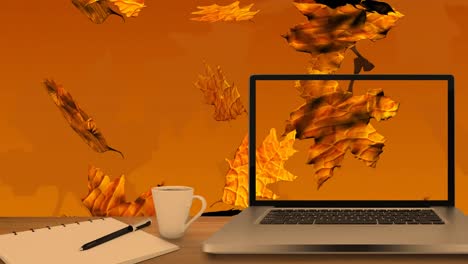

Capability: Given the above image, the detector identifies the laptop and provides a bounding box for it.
[203,74,468,254]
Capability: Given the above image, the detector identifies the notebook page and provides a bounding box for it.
[0,218,179,264]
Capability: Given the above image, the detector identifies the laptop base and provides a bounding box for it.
[203,206,468,254]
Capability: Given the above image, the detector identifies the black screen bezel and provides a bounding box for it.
[249,74,455,207]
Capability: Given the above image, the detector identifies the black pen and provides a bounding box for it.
[80,219,152,251]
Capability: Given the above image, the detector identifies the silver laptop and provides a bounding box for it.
[203,74,468,254]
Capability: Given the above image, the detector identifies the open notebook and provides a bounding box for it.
[0,218,179,264]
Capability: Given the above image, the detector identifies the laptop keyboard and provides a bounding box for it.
[259,209,445,225]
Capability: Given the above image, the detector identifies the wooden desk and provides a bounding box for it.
[1,217,467,263]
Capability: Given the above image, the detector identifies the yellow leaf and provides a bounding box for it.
[222,129,298,208]
[256,128,298,199]
[191,1,259,22]
[222,135,249,207]
[109,0,146,18]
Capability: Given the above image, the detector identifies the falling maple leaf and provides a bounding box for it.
[82,165,156,216]
[284,0,403,93]
[194,63,247,121]
[191,1,259,22]
[222,128,298,208]
[108,0,146,18]
[43,79,123,157]
[280,1,401,189]
[72,0,145,23]
[257,129,298,199]
[284,88,399,188]
[284,0,403,56]
[222,135,249,207]
[72,0,123,24]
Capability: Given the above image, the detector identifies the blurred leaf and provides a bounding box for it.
[191,1,259,22]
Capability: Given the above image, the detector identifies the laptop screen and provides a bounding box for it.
[252,75,453,204]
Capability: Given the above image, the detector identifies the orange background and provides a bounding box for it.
[1,0,468,216]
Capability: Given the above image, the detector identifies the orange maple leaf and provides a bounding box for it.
[82,165,156,216]
[191,1,259,22]
[284,88,399,188]
[222,128,298,208]
[194,63,247,121]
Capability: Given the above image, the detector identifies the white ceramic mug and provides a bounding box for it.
[152,186,207,239]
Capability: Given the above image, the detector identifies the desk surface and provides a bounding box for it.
[1,216,467,264]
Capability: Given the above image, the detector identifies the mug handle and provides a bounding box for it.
[184,195,207,231]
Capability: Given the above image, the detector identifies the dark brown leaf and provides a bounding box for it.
[71,0,123,24]
[43,79,123,157]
